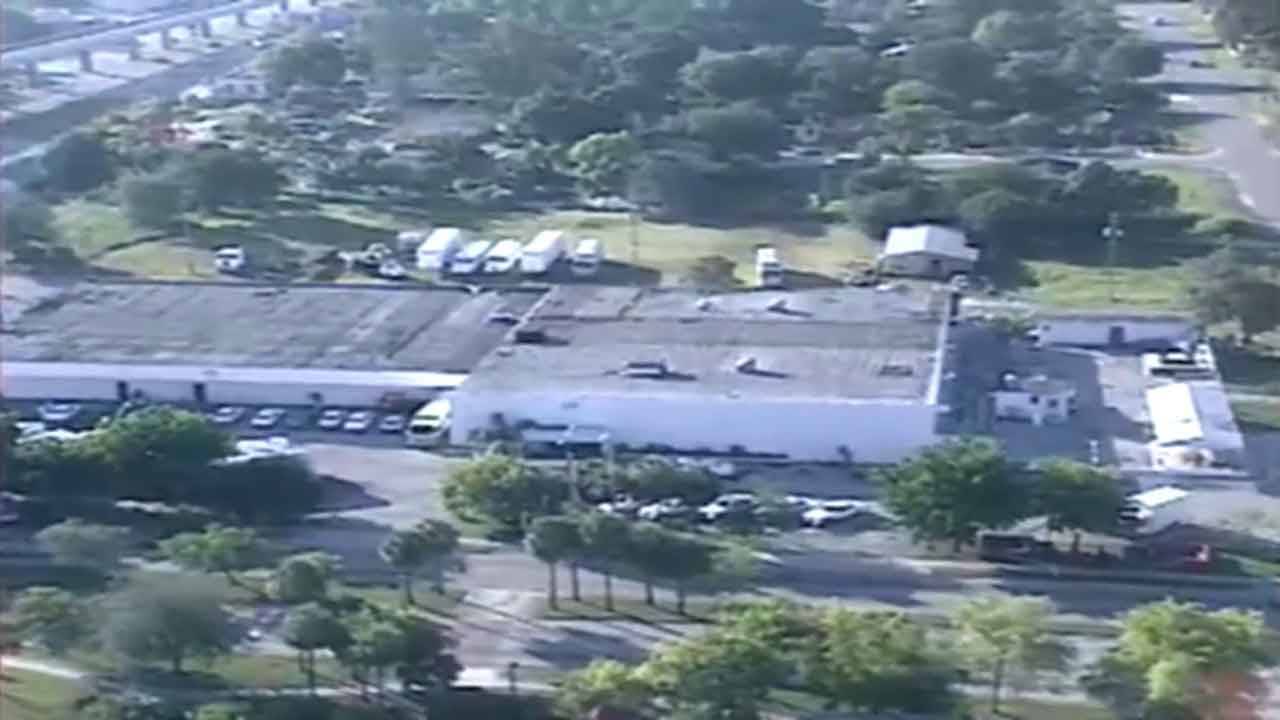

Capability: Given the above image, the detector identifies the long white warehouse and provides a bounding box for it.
[450,285,957,463]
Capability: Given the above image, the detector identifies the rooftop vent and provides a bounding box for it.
[735,356,758,374]
[514,327,548,344]
[696,298,714,311]
[879,363,915,377]
[767,298,787,312]
[623,359,669,378]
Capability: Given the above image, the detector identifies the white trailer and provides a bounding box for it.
[1119,486,1192,536]
[756,246,784,287]
[448,240,496,275]
[569,237,604,276]
[416,228,468,271]
[520,230,567,275]
[483,239,523,274]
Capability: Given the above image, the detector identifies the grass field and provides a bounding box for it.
[0,669,90,720]
[1232,399,1280,431]
[1019,260,1192,310]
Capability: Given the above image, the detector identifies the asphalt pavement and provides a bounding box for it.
[1121,2,1280,228]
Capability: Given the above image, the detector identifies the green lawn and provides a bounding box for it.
[1232,399,1280,431]
[0,669,90,720]
[1154,168,1248,221]
[1019,260,1191,310]
[52,199,136,259]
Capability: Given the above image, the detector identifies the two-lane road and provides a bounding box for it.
[1121,2,1280,228]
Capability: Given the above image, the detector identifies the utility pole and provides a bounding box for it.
[1100,211,1125,302]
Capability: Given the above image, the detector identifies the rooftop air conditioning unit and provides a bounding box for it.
[735,356,758,374]
[767,298,787,312]
[514,327,548,344]
[622,360,669,378]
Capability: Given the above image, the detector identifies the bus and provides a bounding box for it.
[405,397,452,448]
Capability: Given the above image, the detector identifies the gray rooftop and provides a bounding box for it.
[3,281,545,372]
[464,286,949,401]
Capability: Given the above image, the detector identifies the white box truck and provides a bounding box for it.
[448,239,496,275]
[1119,486,1192,536]
[483,239,523,274]
[416,228,467,271]
[756,246,784,287]
[520,230,567,275]
[569,237,604,276]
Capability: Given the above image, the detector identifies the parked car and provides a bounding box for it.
[343,410,375,433]
[37,402,81,424]
[250,407,286,429]
[209,405,246,425]
[378,414,406,433]
[802,499,873,528]
[317,408,346,430]
[698,493,757,522]
[597,495,640,517]
[637,498,688,521]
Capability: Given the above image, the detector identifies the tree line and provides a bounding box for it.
[555,595,1274,720]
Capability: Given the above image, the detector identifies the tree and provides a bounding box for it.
[181,149,284,211]
[812,609,957,714]
[556,660,653,719]
[679,46,797,104]
[526,515,583,609]
[903,38,994,101]
[682,254,739,288]
[659,534,714,614]
[618,457,722,505]
[389,611,460,693]
[568,131,640,196]
[3,192,57,245]
[95,406,232,499]
[442,455,565,533]
[626,523,668,607]
[1099,37,1165,80]
[682,102,788,159]
[954,595,1071,714]
[878,438,1029,550]
[577,512,631,611]
[1056,161,1177,221]
[283,603,350,695]
[510,87,626,144]
[8,587,87,656]
[159,524,266,590]
[265,36,347,89]
[121,171,186,230]
[1086,600,1274,719]
[102,578,238,674]
[641,626,788,720]
[956,189,1038,256]
[44,130,115,193]
[1187,245,1280,343]
[339,611,405,697]
[36,519,132,570]
[1034,460,1124,553]
[379,519,461,605]
[972,10,1056,54]
[272,552,338,604]
[796,45,877,117]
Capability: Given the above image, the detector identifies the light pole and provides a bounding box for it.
[506,660,520,696]
[1100,212,1125,301]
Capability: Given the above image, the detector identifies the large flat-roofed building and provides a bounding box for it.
[451,285,955,462]
[2,281,544,406]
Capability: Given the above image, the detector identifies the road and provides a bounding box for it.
[1121,2,1280,228]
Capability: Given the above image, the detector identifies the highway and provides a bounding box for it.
[0,0,294,68]
[1121,2,1280,228]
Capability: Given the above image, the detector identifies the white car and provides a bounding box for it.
[597,495,639,516]
[802,499,873,528]
[317,408,345,430]
[378,259,407,279]
[698,493,757,522]
[378,414,407,433]
[37,402,81,424]
[343,410,375,433]
[637,498,688,521]
[209,405,246,425]
[250,407,286,429]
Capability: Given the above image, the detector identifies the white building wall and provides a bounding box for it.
[451,390,939,462]
[2,375,121,401]
[1036,318,1194,347]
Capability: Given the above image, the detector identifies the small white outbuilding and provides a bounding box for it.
[878,224,978,279]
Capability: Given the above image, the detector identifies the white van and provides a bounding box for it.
[405,397,451,448]
[520,230,567,275]
[416,228,467,271]
[483,239,523,274]
[756,246,784,287]
[569,237,604,276]
[448,240,496,275]
[214,246,246,273]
